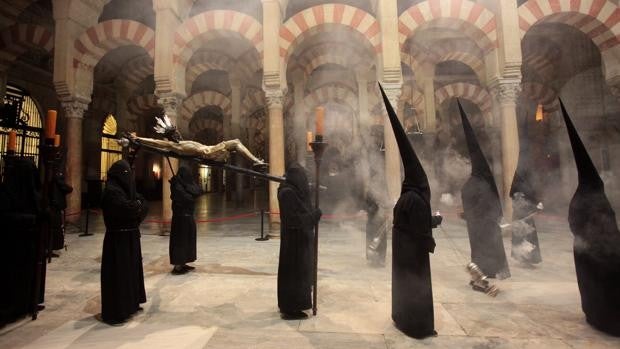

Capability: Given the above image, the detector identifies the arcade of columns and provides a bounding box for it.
[1,0,618,224]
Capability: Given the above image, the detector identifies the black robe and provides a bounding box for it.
[0,158,41,325]
[277,164,321,313]
[100,160,148,324]
[378,83,440,339]
[392,189,440,339]
[49,172,72,250]
[510,193,542,264]
[365,193,387,265]
[169,167,202,265]
[461,178,510,278]
[560,101,620,336]
[458,101,510,279]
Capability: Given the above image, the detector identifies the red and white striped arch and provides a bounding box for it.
[304,84,358,113]
[121,55,154,92]
[181,90,232,121]
[520,82,560,112]
[435,82,492,117]
[234,49,262,81]
[0,24,53,69]
[185,50,235,94]
[522,37,562,81]
[518,0,619,51]
[293,42,369,76]
[189,117,224,137]
[74,20,155,69]
[280,4,381,68]
[173,10,263,69]
[399,0,498,53]
[0,0,34,27]
[433,40,485,80]
[242,88,265,117]
[127,94,160,116]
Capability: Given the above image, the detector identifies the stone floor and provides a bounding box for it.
[1,195,619,348]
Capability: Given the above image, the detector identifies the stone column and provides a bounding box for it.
[61,99,88,223]
[356,69,369,140]
[382,85,402,204]
[420,74,437,133]
[230,74,244,204]
[158,94,182,231]
[265,89,285,223]
[293,76,306,165]
[492,79,521,219]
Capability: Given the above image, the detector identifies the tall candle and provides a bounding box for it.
[45,110,57,139]
[315,107,325,135]
[7,131,17,152]
[54,134,61,147]
[306,131,313,151]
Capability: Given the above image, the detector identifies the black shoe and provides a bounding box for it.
[182,264,195,271]
[171,266,188,275]
[281,311,308,320]
[36,304,45,311]
[51,252,60,258]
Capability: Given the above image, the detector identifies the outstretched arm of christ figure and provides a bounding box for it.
[128,135,265,166]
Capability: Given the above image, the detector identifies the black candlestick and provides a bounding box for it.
[309,134,327,316]
[32,139,57,320]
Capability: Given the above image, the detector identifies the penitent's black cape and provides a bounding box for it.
[169,166,202,266]
[277,163,321,313]
[510,115,541,264]
[100,160,149,324]
[380,84,439,339]
[458,101,510,279]
[560,100,620,336]
[0,157,42,325]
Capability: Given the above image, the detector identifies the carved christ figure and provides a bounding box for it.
[128,134,266,167]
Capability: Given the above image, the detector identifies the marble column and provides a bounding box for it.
[230,75,244,204]
[382,85,402,204]
[61,99,88,223]
[492,80,521,219]
[158,94,182,232]
[420,75,437,133]
[265,89,285,223]
[355,70,369,140]
[293,77,306,166]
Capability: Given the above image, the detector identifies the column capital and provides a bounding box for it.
[380,82,402,107]
[264,89,284,109]
[61,99,89,119]
[490,79,521,105]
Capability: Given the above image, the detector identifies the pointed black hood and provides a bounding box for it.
[559,99,604,190]
[457,100,500,199]
[510,111,538,202]
[379,83,430,201]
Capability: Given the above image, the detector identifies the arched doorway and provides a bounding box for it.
[0,84,43,177]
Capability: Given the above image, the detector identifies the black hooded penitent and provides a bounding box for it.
[100,159,149,324]
[510,113,541,264]
[380,84,440,339]
[49,156,73,251]
[560,100,620,336]
[169,166,202,266]
[458,101,510,279]
[0,158,42,325]
[277,163,321,316]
